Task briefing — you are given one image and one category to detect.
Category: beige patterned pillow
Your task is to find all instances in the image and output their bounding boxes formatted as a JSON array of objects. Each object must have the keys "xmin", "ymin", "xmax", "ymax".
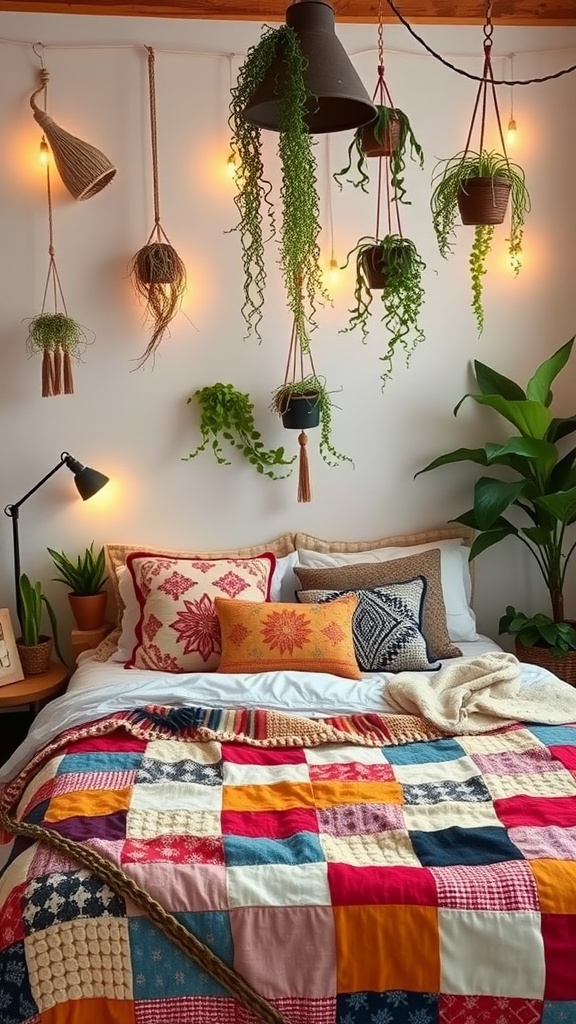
[
  {"xmin": 125, "ymin": 552, "xmax": 276, "ymax": 672},
  {"xmin": 294, "ymin": 548, "xmax": 461, "ymax": 661}
]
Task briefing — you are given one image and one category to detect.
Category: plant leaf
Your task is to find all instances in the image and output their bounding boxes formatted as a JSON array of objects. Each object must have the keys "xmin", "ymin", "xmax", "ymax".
[
  {"xmin": 473, "ymin": 360, "xmax": 526, "ymax": 400},
  {"xmin": 471, "ymin": 396, "xmax": 552, "ymax": 439},
  {"xmin": 525, "ymin": 338, "xmax": 574, "ymax": 404},
  {"xmin": 473, "ymin": 476, "xmax": 526, "ymax": 529},
  {"xmin": 415, "ymin": 448, "xmax": 488, "ymax": 477}
]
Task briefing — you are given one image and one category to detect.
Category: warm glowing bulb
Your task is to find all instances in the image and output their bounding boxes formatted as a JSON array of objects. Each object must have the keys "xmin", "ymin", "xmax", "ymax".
[
  {"xmin": 226, "ymin": 154, "xmax": 238, "ymax": 180},
  {"xmin": 39, "ymin": 138, "xmax": 49, "ymax": 166},
  {"xmin": 327, "ymin": 257, "xmax": 341, "ymax": 288},
  {"xmin": 506, "ymin": 118, "xmax": 517, "ymax": 146}
]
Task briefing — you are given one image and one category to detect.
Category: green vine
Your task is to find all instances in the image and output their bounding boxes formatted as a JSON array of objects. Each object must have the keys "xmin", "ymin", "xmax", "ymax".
[
  {"xmin": 229, "ymin": 25, "xmax": 328, "ymax": 345},
  {"xmin": 469, "ymin": 224, "xmax": 493, "ymax": 336},
  {"xmin": 340, "ymin": 235, "xmax": 426, "ymax": 388},
  {"xmin": 184, "ymin": 382, "xmax": 295, "ymax": 479},
  {"xmin": 26, "ymin": 313, "xmax": 90, "ymax": 358},
  {"xmin": 334, "ymin": 106, "xmax": 424, "ymax": 204},
  {"xmin": 270, "ymin": 375, "xmax": 353, "ymax": 469}
]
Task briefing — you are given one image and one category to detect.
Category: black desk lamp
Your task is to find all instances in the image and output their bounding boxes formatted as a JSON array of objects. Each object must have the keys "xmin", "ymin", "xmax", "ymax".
[{"xmin": 4, "ymin": 452, "xmax": 109, "ymax": 628}]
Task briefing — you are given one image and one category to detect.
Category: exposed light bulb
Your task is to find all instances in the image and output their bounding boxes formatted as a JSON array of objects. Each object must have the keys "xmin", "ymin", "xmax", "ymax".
[
  {"xmin": 506, "ymin": 117, "xmax": 517, "ymax": 146},
  {"xmin": 39, "ymin": 138, "xmax": 49, "ymax": 166},
  {"xmin": 327, "ymin": 257, "xmax": 341, "ymax": 289},
  {"xmin": 226, "ymin": 153, "xmax": 238, "ymax": 179}
]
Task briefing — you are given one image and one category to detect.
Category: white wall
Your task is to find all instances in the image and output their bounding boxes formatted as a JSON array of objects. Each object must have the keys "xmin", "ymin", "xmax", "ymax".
[{"xmin": 0, "ymin": 11, "xmax": 575, "ymax": 649}]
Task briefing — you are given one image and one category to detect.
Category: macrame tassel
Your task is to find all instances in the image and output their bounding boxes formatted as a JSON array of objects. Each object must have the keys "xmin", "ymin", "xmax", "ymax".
[
  {"xmin": 297, "ymin": 431, "xmax": 312, "ymax": 503},
  {"xmin": 53, "ymin": 344, "xmax": 62, "ymax": 395},
  {"xmin": 41, "ymin": 348, "xmax": 54, "ymax": 397},
  {"xmin": 63, "ymin": 350, "xmax": 74, "ymax": 394}
]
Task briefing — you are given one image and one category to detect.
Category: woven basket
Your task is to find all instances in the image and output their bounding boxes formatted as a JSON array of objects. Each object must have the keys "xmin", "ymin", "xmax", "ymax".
[
  {"xmin": 361, "ymin": 116, "xmax": 401, "ymax": 158},
  {"xmin": 16, "ymin": 636, "xmax": 52, "ymax": 676},
  {"xmin": 32, "ymin": 108, "xmax": 116, "ymax": 202},
  {"xmin": 361, "ymin": 244, "xmax": 411, "ymax": 290},
  {"xmin": 515, "ymin": 638, "xmax": 576, "ymax": 687},
  {"xmin": 457, "ymin": 176, "xmax": 511, "ymax": 226}
]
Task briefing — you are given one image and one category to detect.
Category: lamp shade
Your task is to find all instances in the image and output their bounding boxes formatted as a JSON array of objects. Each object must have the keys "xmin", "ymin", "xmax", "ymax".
[
  {"xmin": 63, "ymin": 455, "xmax": 109, "ymax": 501},
  {"xmin": 243, "ymin": 1, "xmax": 376, "ymax": 135}
]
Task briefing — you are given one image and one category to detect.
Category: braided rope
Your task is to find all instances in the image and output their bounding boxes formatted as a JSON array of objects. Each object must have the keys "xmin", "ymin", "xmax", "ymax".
[
  {"xmin": 145, "ymin": 46, "xmax": 162, "ymax": 239},
  {"xmin": 0, "ymin": 808, "xmax": 290, "ymax": 1024}
]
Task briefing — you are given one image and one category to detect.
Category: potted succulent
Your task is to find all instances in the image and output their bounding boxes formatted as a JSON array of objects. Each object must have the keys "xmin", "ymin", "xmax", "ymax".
[
  {"xmin": 26, "ymin": 311, "xmax": 90, "ymax": 396},
  {"xmin": 430, "ymin": 149, "xmax": 531, "ymax": 335},
  {"xmin": 229, "ymin": 23, "xmax": 328, "ymax": 345},
  {"xmin": 334, "ymin": 105, "xmax": 424, "ymax": 203},
  {"xmin": 48, "ymin": 542, "xmax": 108, "ymax": 631},
  {"xmin": 415, "ymin": 338, "xmax": 576, "ymax": 680},
  {"xmin": 341, "ymin": 234, "xmax": 426, "ymax": 387},
  {"xmin": 184, "ymin": 382, "xmax": 295, "ymax": 479},
  {"xmin": 17, "ymin": 573, "xmax": 64, "ymax": 675},
  {"xmin": 271, "ymin": 375, "xmax": 352, "ymax": 468}
]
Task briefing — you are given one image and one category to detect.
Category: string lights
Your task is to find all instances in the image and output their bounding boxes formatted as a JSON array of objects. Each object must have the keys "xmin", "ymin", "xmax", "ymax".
[{"xmin": 506, "ymin": 54, "xmax": 517, "ymax": 145}]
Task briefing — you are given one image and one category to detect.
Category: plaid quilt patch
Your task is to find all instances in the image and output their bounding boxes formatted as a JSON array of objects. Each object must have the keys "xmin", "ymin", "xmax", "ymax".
[{"xmin": 1, "ymin": 708, "xmax": 576, "ymax": 1023}]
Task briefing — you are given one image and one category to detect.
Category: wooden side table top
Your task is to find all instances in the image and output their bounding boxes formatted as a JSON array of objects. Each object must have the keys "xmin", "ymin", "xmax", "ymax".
[{"xmin": 0, "ymin": 661, "xmax": 68, "ymax": 709}]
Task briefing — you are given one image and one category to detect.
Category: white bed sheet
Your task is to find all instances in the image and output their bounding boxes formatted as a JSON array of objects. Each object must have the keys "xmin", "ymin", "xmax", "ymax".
[{"xmin": 0, "ymin": 636, "xmax": 557, "ymax": 783}]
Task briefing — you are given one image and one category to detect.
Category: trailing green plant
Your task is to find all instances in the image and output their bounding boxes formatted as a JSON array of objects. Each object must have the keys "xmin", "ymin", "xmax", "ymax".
[
  {"xmin": 18, "ymin": 572, "xmax": 64, "ymax": 662},
  {"xmin": 26, "ymin": 313, "xmax": 87, "ymax": 357},
  {"xmin": 334, "ymin": 106, "xmax": 424, "ymax": 203},
  {"xmin": 184, "ymin": 382, "xmax": 295, "ymax": 479},
  {"xmin": 229, "ymin": 24, "xmax": 328, "ymax": 344},
  {"xmin": 341, "ymin": 234, "xmax": 426, "ymax": 386},
  {"xmin": 47, "ymin": 542, "xmax": 108, "ymax": 596},
  {"xmin": 416, "ymin": 337, "xmax": 576, "ymax": 656},
  {"xmin": 430, "ymin": 149, "xmax": 530, "ymax": 334},
  {"xmin": 129, "ymin": 241, "xmax": 187, "ymax": 368},
  {"xmin": 270, "ymin": 375, "xmax": 353, "ymax": 469}
]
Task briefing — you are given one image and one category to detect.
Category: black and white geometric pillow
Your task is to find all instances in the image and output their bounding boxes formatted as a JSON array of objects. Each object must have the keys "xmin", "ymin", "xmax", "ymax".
[{"xmin": 297, "ymin": 577, "xmax": 439, "ymax": 672}]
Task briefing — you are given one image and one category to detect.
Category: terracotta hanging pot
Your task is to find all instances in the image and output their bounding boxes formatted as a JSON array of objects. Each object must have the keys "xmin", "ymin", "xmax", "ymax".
[
  {"xmin": 279, "ymin": 391, "xmax": 321, "ymax": 430},
  {"xmin": 16, "ymin": 636, "xmax": 52, "ymax": 676},
  {"xmin": 360, "ymin": 114, "xmax": 401, "ymax": 157},
  {"xmin": 69, "ymin": 592, "xmax": 108, "ymax": 631},
  {"xmin": 457, "ymin": 176, "xmax": 511, "ymax": 226},
  {"xmin": 361, "ymin": 243, "xmax": 411, "ymax": 290}
]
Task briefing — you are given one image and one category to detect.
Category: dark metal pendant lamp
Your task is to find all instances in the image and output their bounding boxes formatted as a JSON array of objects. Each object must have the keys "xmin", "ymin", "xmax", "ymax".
[{"xmin": 243, "ymin": 0, "xmax": 376, "ymax": 134}]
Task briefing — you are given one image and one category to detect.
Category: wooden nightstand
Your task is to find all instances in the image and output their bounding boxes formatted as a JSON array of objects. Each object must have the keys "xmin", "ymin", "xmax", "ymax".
[{"xmin": 0, "ymin": 661, "xmax": 68, "ymax": 718}]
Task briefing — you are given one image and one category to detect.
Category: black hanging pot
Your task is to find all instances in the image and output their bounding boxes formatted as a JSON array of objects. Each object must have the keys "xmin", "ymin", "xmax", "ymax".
[{"xmin": 279, "ymin": 390, "xmax": 321, "ymax": 429}]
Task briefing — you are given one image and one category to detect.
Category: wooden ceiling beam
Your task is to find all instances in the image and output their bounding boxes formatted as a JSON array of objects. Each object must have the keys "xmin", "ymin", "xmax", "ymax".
[{"xmin": 1, "ymin": 0, "xmax": 575, "ymax": 24}]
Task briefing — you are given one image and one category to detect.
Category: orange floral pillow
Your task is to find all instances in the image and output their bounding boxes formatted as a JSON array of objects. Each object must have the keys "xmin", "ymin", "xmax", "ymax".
[
  {"xmin": 215, "ymin": 595, "xmax": 361, "ymax": 679},
  {"xmin": 126, "ymin": 552, "xmax": 276, "ymax": 672}
]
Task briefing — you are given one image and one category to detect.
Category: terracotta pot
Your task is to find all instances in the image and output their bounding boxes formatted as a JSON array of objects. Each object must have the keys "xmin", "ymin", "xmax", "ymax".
[
  {"xmin": 69, "ymin": 592, "xmax": 108, "ymax": 631},
  {"xmin": 279, "ymin": 392, "xmax": 321, "ymax": 430},
  {"xmin": 16, "ymin": 636, "xmax": 52, "ymax": 676},
  {"xmin": 361, "ymin": 244, "xmax": 411, "ymax": 290},
  {"xmin": 360, "ymin": 115, "xmax": 401, "ymax": 157},
  {"xmin": 457, "ymin": 176, "xmax": 511, "ymax": 226}
]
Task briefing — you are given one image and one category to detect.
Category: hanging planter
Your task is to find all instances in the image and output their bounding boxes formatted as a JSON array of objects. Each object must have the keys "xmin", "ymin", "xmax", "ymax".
[
  {"xmin": 361, "ymin": 108, "xmax": 402, "ymax": 157},
  {"xmin": 429, "ymin": 16, "xmax": 531, "ymax": 336},
  {"xmin": 335, "ymin": 105, "xmax": 423, "ymax": 202},
  {"xmin": 183, "ymin": 382, "xmax": 295, "ymax": 479},
  {"xmin": 277, "ymin": 390, "xmax": 321, "ymax": 430},
  {"xmin": 130, "ymin": 48, "xmax": 187, "ymax": 368}
]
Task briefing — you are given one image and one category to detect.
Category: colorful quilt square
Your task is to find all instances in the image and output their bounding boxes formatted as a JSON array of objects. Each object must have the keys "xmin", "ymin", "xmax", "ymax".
[
  {"xmin": 403, "ymin": 777, "xmax": 492, "ymax": 806},
  {"xmin": 318, "ymin": 801, "xmax": 404, "ymax": 836},
  {"xmin": 542, "ymin": 1000, "xmax": 576, "ymax": 1023},
  {"xmin": 527, "ymin": 725, "xmax": 576, "ymax": 747},
  {"xmin": 320, "ymin": 829, "xmax": 421, "ymax": 867},
  {"xmin": 308, "ymin": 762, "xmax": 395, "ymax": 782},
  {"xmin": 223, "ymin": 761, "xmax": 310, "ymax": 786},
  {"xmin": 311, "ymin": 780, "xmax": 403, "ymax": 809},
  {"xmin": 531, "ymin": 859, "xmax": 576, "ymax": 913},
  {"xmin": 392, "ymin": 754, "xmax": 480, "ymax": 785},
  {"xmin": 55, "ymin": 752, "xmax": 143, "ymax": 775},
  {"xmin": 484, "ymin": 770, "xmax": 576, "ymax": 801},
  {"xmin": 229, "ymin": 905, "xmax": 336, "ymax": 998},
  {"xmin": 304, "ymin": 745, "xmax": 387, "ymax": 766},
  {"xmin": 439, "ymin": 908, "xmax": 544, "ymax": 997},
  {"xmin": 410, "ymin": 826, "xmax": 524, "ymax": 867},
  {"xmin": 221, "ymin": 807, "xmax": 319, "ymax": 839},
  {"xmin": 328, "ymin": 863, "xmax": 437, "ymax": 907},
  {"xmin": 122, "ymin": 831, "xmax": 222, "ymax": 864},
  {"xmin": 334, "ymin": 903, "xmax": 440, "ymax": 993},
  {"xmin": 23, "ymin": 871, "xmax": 124, "ymax": 934},
  {"xmin": 471, "ymin": 748, "xmax": 566, "ymax": 776},
  {"xmin": 338, "ymin": 990, "xmax": 439, "ymax": 1024},
  {"xmin": 145, "ymin": 738, "xmax": 222, "ymax": 764},
  {"xmin": 68, "ymin": 734, "xmax": 146, "ymax": 754},
  {"xmin": 458, "ymin": 729, "xmax": 543, "ymax": 756},
  {"xmin": 136, "ymin": 756, "xmax": 222, "ymax": 786},
  {"xmin": 509, "ymin": 825, "xmax": 576, "ymax": 861},
  {"xmin": 0, "ymin": 882, "xmax": 25, "ymax": 952},
  {"xmin": 439, "ymin": 995, "xmax": 542, "ymax": 1023},
  {"xmin": 222, "ymin": 781, "xmax": 315, "ymax": 813},
  {"xmin": 41, "ymin": 997, "xmax": 136, "ymax": 1023},
  {"xmin": 44, "ymin": 787, "xmax": 131, "ymax": 823},
  {"xmin": 44, "ymin": 808, "xmax": 127, "ymax": 842},
  {"xmin": 134, "ymin": 995, "xmax": 336, "ymax": 1024},
  {"xmin": 227, "ymin": 861, "xmax": 330, "ymax": 908},
  {"xmin": 495, "ymin": 795, "xmax": 576, "ymax": 829},
  {"xmin": 223, "ymin": 830, "xmax": 324, "ymax": 867},
  {"xmin": 384, "ymin": 738, "xmax": 466, "ymax": 765},
  {"xmin": 130, "ymin": 781, "xmax": 222, "ymax": 813},
  {"xmin": 541, "ymin": 913, "xmax": 576, "ymax": 999},
  {"xmin": 0, "ymin": 939, "xmax": 38, "ymax": 1022},
  {"xmin": 126, "ymin": 808, "xmax": 220, "ymax": 840},
  {"xmin": 403, "ymin": 801, "xmax": 501, "ymax": 834},
  {"xmin": 130, "ymin": 910, "xmax": 231, "ymax": 999},
  {"xmin": 549, "ymin": 745, "xmax": 576, "ymax": 773},
  {"xmin": 125, "ymin": 862, "xmax": 227, "ymax": 912},
  {"xmin": 431, "ymin": 860, "xmax": 538, "ymax": 911},
  {"xmin": 222, "ymin": 743, "xmax": 307, "ymax": 765}
]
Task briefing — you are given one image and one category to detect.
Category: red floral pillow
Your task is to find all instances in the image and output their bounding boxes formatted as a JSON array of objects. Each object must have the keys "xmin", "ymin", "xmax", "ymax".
[{"xmin": 125, "ymin": 552, "xmax": 276, "ymax": 672}]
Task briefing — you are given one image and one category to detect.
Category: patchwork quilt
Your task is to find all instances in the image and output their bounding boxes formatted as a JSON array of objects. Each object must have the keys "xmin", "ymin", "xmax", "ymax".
[{"xmin": 1, "ymin": 704, "xmax": 576, "ymax": 1024}]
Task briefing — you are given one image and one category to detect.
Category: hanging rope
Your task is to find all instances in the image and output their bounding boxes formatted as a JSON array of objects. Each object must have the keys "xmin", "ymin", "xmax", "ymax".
[
  {"xmin": 280, "ymin": 279, "xmax": 320, "ymax": 503},
  {"xmin": 461, "ymin": 1, "xmax": 509, "ymax": 162},
  {"xmin": 373, "ymin": 1, "xmax": 403, "ymax": 245}
]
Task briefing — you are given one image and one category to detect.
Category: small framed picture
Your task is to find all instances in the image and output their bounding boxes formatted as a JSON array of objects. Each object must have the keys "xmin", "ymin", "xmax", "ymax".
[{"xmin": 0, "ymin": 608, "xmax": 24, "ymax": 687}]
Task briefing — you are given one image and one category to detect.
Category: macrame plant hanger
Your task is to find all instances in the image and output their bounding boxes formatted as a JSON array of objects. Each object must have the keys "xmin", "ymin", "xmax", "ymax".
[
  {"xmin": 130, "ymin": 46, "xmax": 186, "ymax": 369},
  {"xmin": 31, "ymin": 66, "xmax": 75, "ymax": 397},
  {"xmin": 281, "ymin": 309, "xmax": 320, "ymax": 504}
]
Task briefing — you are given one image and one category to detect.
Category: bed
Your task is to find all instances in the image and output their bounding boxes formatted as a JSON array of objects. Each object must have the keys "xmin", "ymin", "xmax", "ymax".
[{"xmin": 1, "ymin": 527, "xmax": 576, "ymax": 1024}]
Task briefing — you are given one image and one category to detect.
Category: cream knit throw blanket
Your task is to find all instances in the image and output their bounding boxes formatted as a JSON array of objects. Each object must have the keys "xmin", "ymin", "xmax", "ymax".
[{"xmin": 385, "ymin": 652, "xmax": 576, "ymax": 734}]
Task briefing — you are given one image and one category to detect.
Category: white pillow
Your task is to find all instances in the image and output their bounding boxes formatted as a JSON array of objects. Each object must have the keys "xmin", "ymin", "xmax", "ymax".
[
  {"xmin": 112, "ymin": 550, "xmax": 301, "ymax": 663},
  {"xmin": 296, "ymin": 539, "xmax": 478, "ymax": 643}
]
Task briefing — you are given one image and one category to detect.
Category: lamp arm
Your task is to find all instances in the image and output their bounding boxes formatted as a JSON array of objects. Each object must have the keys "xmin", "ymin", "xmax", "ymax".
[{"xmin": 4, "ymin": 456, "xmax": 67, "ymax": 516}]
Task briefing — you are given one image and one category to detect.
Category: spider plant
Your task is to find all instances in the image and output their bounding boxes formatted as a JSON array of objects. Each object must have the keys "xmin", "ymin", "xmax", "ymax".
[{"xmin": 334, "ymin": 106, "xmax": 423, "ymax": 203}]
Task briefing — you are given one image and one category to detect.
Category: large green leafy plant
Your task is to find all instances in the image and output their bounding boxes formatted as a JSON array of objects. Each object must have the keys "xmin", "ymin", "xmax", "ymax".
[
  {"xmin": 416, "ymin": 339, "xmax": 576, "ymax": 655},
  {"xmin": 229, "ymin": 25, "xmax": 328, "ymax": 346},
  {"xmin": 430, "ymin": 150, "xmax": 530, "ymax": 335}
]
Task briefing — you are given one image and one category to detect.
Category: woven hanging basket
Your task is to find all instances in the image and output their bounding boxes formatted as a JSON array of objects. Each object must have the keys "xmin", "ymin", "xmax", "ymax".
[
  {"xmin": 457, "ymin": 176, "xmax": 511, "ymax": 226},
  {"xmin": 361, "ymin": 115, "xmax": 401, "ymax": 158},
  {"xmin": 361, "ymin": 244, "xmax": 411, "ymax": 290},
  {"xmin": 16, "ymin": 636, "xmax": 53, "ymax": 676},
  {"xmin": 516, "ymin": 636, "xmax": 576, "ymax": 687},
  {"xmin": 32, "ymin": 107, "xmax": 116, "ymax": 202}
]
